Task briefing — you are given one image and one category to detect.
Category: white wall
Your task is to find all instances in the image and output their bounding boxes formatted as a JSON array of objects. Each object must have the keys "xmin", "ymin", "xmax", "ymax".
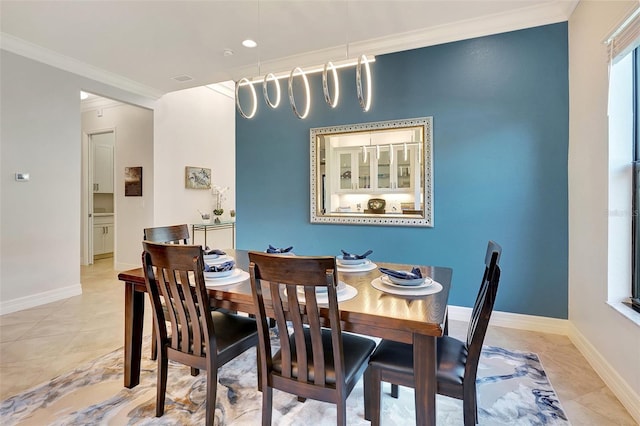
[
  {"xmin": 153, "ymin": 86, "xmax": 236, "ymax": 249},
  {"xmin": 0, "ymin": 51, "xmax": 156, "ymax": 314},
  {"xmin": 0, "ymin": 50, "xmax": 236, "ymax": 313},
  {"xmin": 568, "ymin": 0, "xmax": 640, "ymax": 420},
  {"xmin": 81, "ymin": 101, "xmax": 154, "ymax": 270}
]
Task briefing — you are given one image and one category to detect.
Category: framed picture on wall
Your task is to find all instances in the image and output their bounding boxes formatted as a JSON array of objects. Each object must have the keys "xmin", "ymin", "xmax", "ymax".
[
  {"xmin": 124, "ymin": 166, "xmax": 142, "ymax": 196},
  {"xmin": 185, "ymin": 166, "xmax": 211, "ymax": 189}
]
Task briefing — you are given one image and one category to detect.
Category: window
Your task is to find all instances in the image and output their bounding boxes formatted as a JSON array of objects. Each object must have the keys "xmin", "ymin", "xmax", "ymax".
[{"xmin": 633, "ymin": 47, "xmax": 640, "ymax": 313}]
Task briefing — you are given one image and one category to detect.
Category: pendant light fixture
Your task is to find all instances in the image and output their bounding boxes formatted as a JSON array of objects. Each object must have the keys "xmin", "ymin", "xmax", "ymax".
[
  {"xmin": 263, "ymin": 73, "xmax": 281, "ymax": 108},
  {"xmin": 288, "ymin": 67, "xmax": 311, "ymax": 119},
  {"xmin": 322, "ymin": 61, "xmax": 339, "ymax": 108},
  {"xmin": 235, "ymin": 0, "xmax": 374, "ymax": 119}
]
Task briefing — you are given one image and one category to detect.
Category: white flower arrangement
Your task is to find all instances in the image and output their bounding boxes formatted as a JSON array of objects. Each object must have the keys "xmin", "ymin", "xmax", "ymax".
[{"xmin": 212, "ymin": 185, "xmax": 229, "ymax": 215}]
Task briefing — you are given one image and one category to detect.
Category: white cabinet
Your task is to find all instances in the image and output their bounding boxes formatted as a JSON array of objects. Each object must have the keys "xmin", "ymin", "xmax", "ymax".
[
  {"xmin": 336, "ymin": 148, "xmax": 371, "ymax": 191},
  {"xmin": 93, "ymin": 141, "xmax": 114, "ymax": 193},
  {"xmin": 93, "ymin": 215, "xmax": 114, "ymax": 255},
  {"xmin": 334, "ymin": 145, "xmax": 417, "ymax": 193}
]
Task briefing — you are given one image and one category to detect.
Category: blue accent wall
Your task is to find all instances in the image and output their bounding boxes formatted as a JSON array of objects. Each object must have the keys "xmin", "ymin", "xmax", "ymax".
[{"xmin": 236, "ymin": 23, "xmax": 569, "ymax": 319}]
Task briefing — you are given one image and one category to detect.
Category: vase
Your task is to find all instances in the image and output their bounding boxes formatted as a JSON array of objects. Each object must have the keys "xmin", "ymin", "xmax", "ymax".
[{"xmin": 213, "ymin": 208, "xmax": 223, "ymax": 223}]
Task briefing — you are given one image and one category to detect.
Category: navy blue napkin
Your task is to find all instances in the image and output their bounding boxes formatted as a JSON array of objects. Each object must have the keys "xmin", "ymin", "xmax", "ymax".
[
  {"xmin": 203, "ymin": 247, "xmax": 226, "ymax": 256},
  {"xmin": 379, "ymin": 267, "xmax": 422, "ymax": 280},
  {"xmin": 267, "ymin": 245, "xmax": 293, "ymax": 254},
  {"xmin": 204, "ymin": 260, "xmax": 235, "ymax": 272},
  {"xmin": 340, "ymin": 249, "xmax": 373, "ymax": 260}
]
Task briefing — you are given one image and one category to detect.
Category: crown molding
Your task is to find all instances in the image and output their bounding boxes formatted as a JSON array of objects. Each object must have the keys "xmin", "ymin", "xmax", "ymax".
[
  {"xmin": 230, "ymin": 0, "xmax": 578, "ymax": 81},
  {"xmin": 206, "ymin": 81, "xmax": 235, "ymax": 99},
  {"xmin": 0, "ymin": 32, "xmax": 163, "ymax": 99},
  {"xmin": 80, "ymin": 95, "xmax": 125, "ymax": 113},
  {"xmin": 1, "ymin": 0, "xmax": 578, "ymax": 95},
  {"xmin": 350, "ymin": 0, "xmax": 578, "ymax": 58}
]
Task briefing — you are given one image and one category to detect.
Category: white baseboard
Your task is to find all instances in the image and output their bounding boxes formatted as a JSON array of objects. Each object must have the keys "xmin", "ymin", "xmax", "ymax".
[
  {"xmin": 448, "ymin": 305, "xmax": 570, "ymax": 335},
  {"xmin": 567, "ymin": 323, "xmax": 640, "ymax": 424},
  {"xmin": 0, "ymin": 284, "xmax": 82, "ymax": 316}
]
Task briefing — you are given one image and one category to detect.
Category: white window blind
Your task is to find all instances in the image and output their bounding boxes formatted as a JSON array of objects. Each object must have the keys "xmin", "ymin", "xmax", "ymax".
[{"xmin": 607, "ymin": 6, "xmax": 640, "ymax": 63}]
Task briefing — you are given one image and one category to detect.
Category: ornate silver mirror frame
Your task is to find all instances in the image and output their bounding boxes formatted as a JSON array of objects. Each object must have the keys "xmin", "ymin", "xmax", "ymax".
[{"xmin": 310, "ymin": 117, "xmax": 433, "ymax": 227}]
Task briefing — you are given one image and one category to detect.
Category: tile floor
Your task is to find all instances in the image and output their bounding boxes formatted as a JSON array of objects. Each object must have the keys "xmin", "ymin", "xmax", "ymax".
[{"xmin": 0, "ymin": 258, "xmax": 637, "ymax": 425}]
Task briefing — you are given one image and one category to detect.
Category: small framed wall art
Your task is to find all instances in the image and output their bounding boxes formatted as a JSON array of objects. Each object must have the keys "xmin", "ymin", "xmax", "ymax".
[
  {"xmin": 185, "ymin": 166, "xmax": 211, "ymax": 189},
  {"xmin": 124, "ymin": 166, "xmax": 143, "ymax": 196}
]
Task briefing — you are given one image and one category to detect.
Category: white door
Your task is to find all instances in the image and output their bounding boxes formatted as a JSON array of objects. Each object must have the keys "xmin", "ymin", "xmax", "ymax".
[{"xmin": 86, "ymin": 130, "xmax": 115, "ymax": 264}]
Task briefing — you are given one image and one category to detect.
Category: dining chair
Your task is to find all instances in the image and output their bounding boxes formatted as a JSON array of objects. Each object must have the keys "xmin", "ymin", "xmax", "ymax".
[
  {"xmin": 143, "ymin": 223, "xmax": 190, "ymax": 244},
  {"xmin": 248, "ymin": 251, "xmax": 377, "ymax": 426},
  {"xmin": 363, "ymin": 240, "xmax": 502, "ymax": 426},
  {"xmin": 143, "ymin": 224, "xmax": 190, "ymax": 361},
  {"xmin": 142, "ymin": 242, "xmax": 259, "ymax": 426}
]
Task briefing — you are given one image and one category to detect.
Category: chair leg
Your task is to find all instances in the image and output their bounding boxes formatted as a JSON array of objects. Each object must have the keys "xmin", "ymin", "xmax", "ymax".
[
  {"xmin": 256, "ymin": 348, "xmax": 263, "ymax": 392},
  {"xmin": 391, "ymin": 383, "xmax": 399, "ymax": 398},
  {"xmin": 156, "ymin": 348, "xmax": 168, "ymax": 417},
  {"xmin": 363, "ymin": 366, "xmax": 381, "ymax": 425},
  {"xmin": 463, "ymin": 384, "xmax": 478, "ymax": 426},
  {"xmin": 337, "ymin": 397, "xmax": 347, "ymax": 426},
  {"xmin": 150, "ymin": 318, "xmax": 157, "ymax": 360},
  {"xmin": 205, "ymin": 361, "xmax": 218, "ymax": 426},
  {"xmin": 261, "ymin": 385, "xmax": 273, "ymax": 426}
]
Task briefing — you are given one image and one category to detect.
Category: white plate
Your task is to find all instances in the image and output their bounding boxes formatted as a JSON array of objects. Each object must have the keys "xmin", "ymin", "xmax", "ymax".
[
  {"xmin": 336, "ymin": 256, "xmax": 368, "ymax": 265},
  {"xmin": 204, "ymin": 255, "xmax": 234, "ymax": 265},
  {"xmin": 297, "ymin": 281, "xmax": 347, "ymax": 295},
  {"xmin": 204, "ymin": 269, "xmax": 249, "ymax": 287},
  {"xmin": 288, "ymin": 283, "xmax": 357, "ymax": 304},
  {"xmin": 371, "ymin": 277, "xmax": 443, "ymax": 296},
  {"xmin": 381, "ymin": 275, "xmax": 432, "ymax": 289},
  {"xmin": 204, "ymin": 268, "xmax": 234, "ymax": 279},
  {"xmin": 337, "ymin": 260, "xmax": 377, "ymax": 273}
]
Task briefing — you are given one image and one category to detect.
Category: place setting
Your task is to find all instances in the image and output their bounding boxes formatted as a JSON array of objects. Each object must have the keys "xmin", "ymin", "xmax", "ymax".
[
  {"xmin": 288, "ymin": 280, "xmax": 358, "ymax": 305},
  {"xmin": 202, "ymin": 248, "xmax": 249, "ymax": 287},
  {"xmin": 371, "ymin": 266, "xmax": 443, "ymax": 296},
  {"xmin": 336, "ymin": 249, "xmax": 377, "ymax": 272}
]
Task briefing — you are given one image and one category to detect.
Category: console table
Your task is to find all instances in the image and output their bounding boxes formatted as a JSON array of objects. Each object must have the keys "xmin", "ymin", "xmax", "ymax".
[{"xmin": 191, "ymin": 221, "xmax": 235, "ymax": 248}]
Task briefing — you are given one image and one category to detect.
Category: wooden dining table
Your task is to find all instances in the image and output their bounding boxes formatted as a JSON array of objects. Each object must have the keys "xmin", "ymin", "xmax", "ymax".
[{"xmin": 117, "ymin": 249, "xmax": 452, "ymax": 426}]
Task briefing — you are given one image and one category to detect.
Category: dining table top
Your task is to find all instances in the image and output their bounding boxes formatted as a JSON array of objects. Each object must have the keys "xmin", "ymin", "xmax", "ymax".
[{"xmin": 118, "ymin": 249, "xmax": 453, "ymax": 344}]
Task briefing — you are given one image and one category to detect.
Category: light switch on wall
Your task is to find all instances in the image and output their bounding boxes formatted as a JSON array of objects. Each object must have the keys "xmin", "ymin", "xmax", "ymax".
[{"xmin": 15, "ymin": 172, "xmax": 29, "ymax": 182}]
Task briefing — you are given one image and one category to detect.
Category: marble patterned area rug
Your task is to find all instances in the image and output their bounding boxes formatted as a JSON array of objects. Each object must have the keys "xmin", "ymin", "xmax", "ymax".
[{"xmin": 1, "ymin": 338, "xmax": 570, "ymax": 425}]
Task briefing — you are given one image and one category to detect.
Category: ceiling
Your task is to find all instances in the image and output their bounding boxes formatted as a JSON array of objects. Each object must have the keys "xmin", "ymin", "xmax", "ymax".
[{"xmin": 0, "ymin": 0, "xmax": 578, "ymax": 99}]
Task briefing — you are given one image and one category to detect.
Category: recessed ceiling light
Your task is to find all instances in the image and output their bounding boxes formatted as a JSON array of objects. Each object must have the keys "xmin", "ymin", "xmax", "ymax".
[
  {"xmin": 223, "ymin": 48, "xmax": 234, "ymax": 57},
  {"xmin": 242, "ymin": 39, "xmax": 257, "ymax": 48}
]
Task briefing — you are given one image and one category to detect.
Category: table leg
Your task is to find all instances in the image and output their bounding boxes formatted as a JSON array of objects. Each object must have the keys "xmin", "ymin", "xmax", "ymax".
[
  {"xmin": 413, "ymin": 334, "xmax": 437, "ymax": 426},
  {"xmin": 124, "ymin": 281, "xmax": 145, "ymax": 388}
]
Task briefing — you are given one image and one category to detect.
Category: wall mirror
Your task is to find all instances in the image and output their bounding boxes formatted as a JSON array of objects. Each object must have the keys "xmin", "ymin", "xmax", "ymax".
[{"xmin": 310, "ymin": 117, "xmax": 433, "ymax": 227}]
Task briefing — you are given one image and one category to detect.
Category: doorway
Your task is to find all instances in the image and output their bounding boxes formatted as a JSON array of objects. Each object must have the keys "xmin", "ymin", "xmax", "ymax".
[
  {"xmin": 80, "ymin": 92, "xmax": 154, "ymax": 269},
  {"xmin": 87, "ymin": 130, "xmax": 115, "ymax": 264}
]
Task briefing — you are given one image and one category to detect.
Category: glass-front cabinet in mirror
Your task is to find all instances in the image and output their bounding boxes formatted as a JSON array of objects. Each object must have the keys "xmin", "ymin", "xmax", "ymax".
[{"xmin": 311, "ymin": 117, "xmax": 433, "ymax": 227}]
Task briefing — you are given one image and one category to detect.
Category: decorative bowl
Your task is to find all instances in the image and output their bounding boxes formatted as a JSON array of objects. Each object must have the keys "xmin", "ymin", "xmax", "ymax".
[
  {"xmin": 367, "ymin": 198, "xmax": 386, "ymax": 213},
  {"xmin": 337, "ymin": 256, "xmax": 367, "ymax": 265},
  {"xmin": 385, "ymin": 275, "xmax": 427, "ymax": 287}
]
